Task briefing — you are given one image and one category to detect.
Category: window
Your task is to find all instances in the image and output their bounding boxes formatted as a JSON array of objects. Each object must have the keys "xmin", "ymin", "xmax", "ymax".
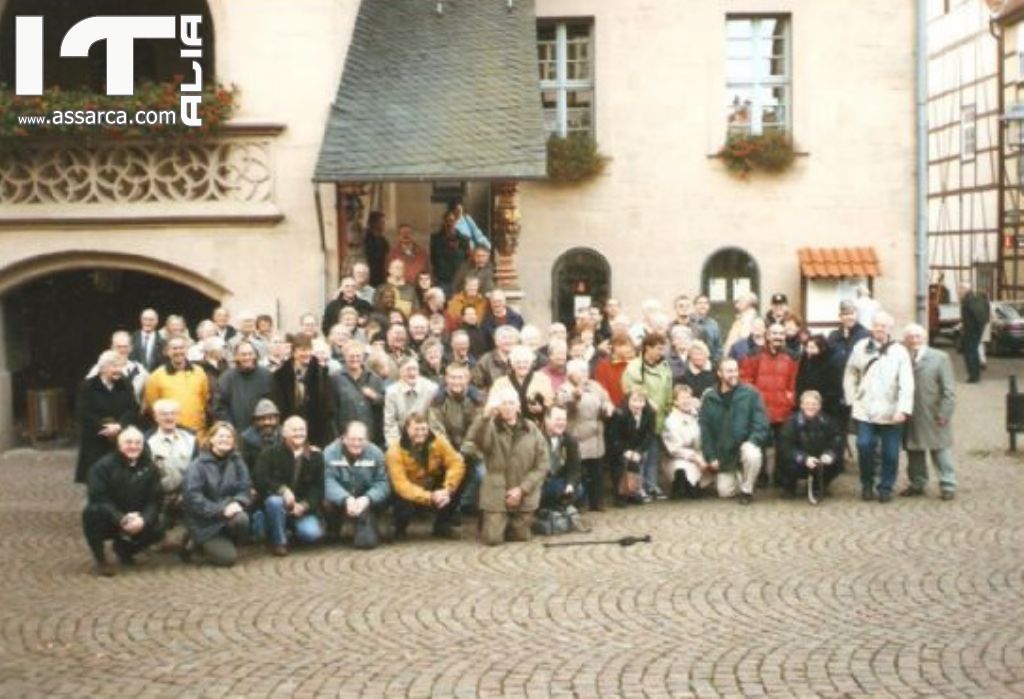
[
  {"xmin": 961, "ymin": 105, "xmax": 977, "ymax": 162},
  {"xmin": 725, "ymin": 15, "xmax": 790, "ymax": 137},
  {"xmin": 537, "ymin": 20, "xmax": 594, "ymax": 138}
]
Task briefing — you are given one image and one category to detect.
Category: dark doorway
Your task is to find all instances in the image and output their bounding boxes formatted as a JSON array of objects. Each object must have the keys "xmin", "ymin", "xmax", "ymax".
[
  {"xmin": 701, "ymin": 247, "xmax": 760, "ymax": 335},
  {"xmin": 3, "ymin": 269, "xmax": 217, "ymax": 429},
  {"xmin": 551, "ymin": 248, "xmax": 611, "ymax": 327}
]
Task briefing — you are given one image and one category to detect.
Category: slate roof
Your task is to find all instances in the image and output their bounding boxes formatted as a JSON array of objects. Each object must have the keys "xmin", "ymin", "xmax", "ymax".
[
  {"xmin": 798, "ymin": 247, "xmax": 881, "ymax": 279},
  {"xmin": 314, "ymin": 0, "xmax": 548, "ymax": 182}
]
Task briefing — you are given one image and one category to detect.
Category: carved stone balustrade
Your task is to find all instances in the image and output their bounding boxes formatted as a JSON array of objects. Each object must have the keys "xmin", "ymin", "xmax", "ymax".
[{"xmin": 0, "ymin": 121, "xmax": 285, "ymax": 226}]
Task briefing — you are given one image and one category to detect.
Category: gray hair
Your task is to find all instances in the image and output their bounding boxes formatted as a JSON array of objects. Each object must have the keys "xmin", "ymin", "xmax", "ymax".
[{"xmin": 96, "ymin": 350, "xmax": 125, "ymax": 371}]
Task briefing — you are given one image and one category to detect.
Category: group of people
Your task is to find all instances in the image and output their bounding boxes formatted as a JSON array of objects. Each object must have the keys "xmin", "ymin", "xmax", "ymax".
[{"xmin": 76, "ymin": 214, "xmax": 965, "ymax": 576}]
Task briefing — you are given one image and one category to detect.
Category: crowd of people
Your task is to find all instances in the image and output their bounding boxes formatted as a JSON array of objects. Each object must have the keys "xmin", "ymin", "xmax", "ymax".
[{"xmin": 76, "ymin": 209, "xmax": 969, "ymax": 576}]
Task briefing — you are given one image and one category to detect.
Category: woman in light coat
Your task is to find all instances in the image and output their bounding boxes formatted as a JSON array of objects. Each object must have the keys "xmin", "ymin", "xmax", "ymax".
[
  {"xmin": 662, "ymin": 384, "xmax": 713, "ymax": 498},
  {"xmin": 558, "ymin": 359, "xmax": 614, "ymax": 511}
]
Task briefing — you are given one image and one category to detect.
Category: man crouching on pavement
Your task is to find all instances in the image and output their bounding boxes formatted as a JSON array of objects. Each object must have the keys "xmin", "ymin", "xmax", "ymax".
[
  {"xmin": 467, "ymin": 386, "xmax": 548, "ymax": 545},
  {"xmin": 386, "ymin": 412, "xmax": 466, "ymax": 540},
  {"xmin": 83, "ymin": 426, "xmax": 164, "ymax": 576}
]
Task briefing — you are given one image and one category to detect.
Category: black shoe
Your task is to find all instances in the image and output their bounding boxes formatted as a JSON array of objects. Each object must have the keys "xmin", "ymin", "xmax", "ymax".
[
  {"xmin": 941, "ymin": 490, "xmax": 956, "ymax": 501},
  {"xmin": 112, "ymin": 539, "xmax": 135, "ymax": 566},
  {"xmin": 900, "ymin": 486, "xmax": 924, "ymax": 497},
  {"xmin": 878, "ymin": 492, "xmax": 892, "ymax": 504},
  {"xmin": 861, "ymin": 487, "xmax": 875, "ymax": 502},
  {"xmin": 432, "ymin": 524, "xmax": 460, "ymax": 540},
  {"xmin": 738, "ymin": 493, "xmax": 753, "ymax": 505}
]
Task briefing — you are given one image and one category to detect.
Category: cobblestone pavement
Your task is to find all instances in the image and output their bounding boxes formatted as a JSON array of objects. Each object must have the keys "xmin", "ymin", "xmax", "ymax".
[{"xmin": 0, "ymin": 352, "xmax": 1022, "ymax": 698}]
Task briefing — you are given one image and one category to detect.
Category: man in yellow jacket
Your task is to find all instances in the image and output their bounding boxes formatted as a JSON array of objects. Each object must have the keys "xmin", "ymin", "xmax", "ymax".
[
  {"xmin": 143, "ymin": 336, "xmax": 210, "ymax": 434},
  {"xmin": 386, "ymin": 412, "xmax": 466, "ymax": 539}
]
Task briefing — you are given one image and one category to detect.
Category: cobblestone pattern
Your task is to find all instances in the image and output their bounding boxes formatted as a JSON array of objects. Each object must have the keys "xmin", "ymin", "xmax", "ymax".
[{"xmin": 0, "ymin": 357, "xmax": 1022, "ymax": 698}]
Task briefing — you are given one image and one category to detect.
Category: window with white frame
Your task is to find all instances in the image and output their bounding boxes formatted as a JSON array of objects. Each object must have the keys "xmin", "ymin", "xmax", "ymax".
[
  {"xmin": 537, "ymin": 20, "xmax": 594, "ymax": 138},
  {"xmin": 725, "ymin": 15, "xmax": 790, "ymax": 137}
]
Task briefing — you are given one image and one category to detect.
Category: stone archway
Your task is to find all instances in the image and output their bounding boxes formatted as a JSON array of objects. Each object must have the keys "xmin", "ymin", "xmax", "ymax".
[
  {"xmin": 551, "ymin": 247, "xmax": 611, "ymax": 326},
  {"xmin": 701, "ymin": 247, "xmax": 761, "ymax": 334},
  {"xmin": 0, "ymin": 252, "xmax": 227, "ymax": 450}
]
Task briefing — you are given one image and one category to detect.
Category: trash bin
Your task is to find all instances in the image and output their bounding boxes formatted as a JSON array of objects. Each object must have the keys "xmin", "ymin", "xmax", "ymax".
[{"xmin": 26, "ymin": 388, "xmax": 64, "ymax": 443}]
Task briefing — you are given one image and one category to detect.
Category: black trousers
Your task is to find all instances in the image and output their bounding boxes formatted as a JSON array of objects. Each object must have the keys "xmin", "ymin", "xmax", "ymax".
[
  {"xmin": 392, "ymin": 486, "xmax": 463, "ymax": 533},
  {"xmin": 82, "ymin": 504, "xmax": 164, "ymax": 563},
  {"xmin": 581, "ymin": 457, "xmax": 605, "ymax": 509}
]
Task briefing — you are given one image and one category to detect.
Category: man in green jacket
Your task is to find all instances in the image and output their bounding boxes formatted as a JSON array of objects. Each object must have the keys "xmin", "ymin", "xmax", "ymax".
[{"xmin": 699, "ymin": 358, "xmax": 770, "ymax": 504}]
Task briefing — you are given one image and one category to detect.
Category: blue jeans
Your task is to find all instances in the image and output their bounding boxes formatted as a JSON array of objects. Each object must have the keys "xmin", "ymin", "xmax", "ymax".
[
  {"xmin": 642, "ymin": 441, "xmax": 661, "ymax": 494},
  {"xmin": 252, "ymin": 495, "xmax": 324, "ymax": 546},
  {"xmin": 856, "ymin": 421, "xmax": 902, "ymax": 496},
  {"xmin": 540, "ymin": 476, "xmax": 585, "ymax": 509}
]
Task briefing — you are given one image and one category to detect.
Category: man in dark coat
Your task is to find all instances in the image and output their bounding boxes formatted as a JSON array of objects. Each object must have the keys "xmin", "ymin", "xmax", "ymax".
[
  {"xmin": 182, "ymin": 422, "xmax": 252, "ymax": 567},
  {"xmin": 331, "ymin": 340, "xmax": 385, "ymax": 447},
  {"xmin": 777, "ymin": 390, "xmax": 844, "ymax": 498},
  {"xmin": 364, "ymin": 210, "xmax": 390, "ymax": 287},
  {"xmin": 540, "ymin": 405, "xmax": 583, "ymax": 508},
  {"xmin": 75, "ymin": 351, "xmax": 139, "ymax": 484},
  {"xmin": 82, "ymin": 427, "xmax": 164, "ymax": 576},
  {"xmin": 430, "ymin": 210, "xmax": 470, "ymax": 295},
  {"xmin": 271, "ymin": 334, "xmax": 336, "ymax": 447},
  {"xmin": 958, "ymin": 281, "xmax": 990, "ymax": 383},
  {"xmin": 130, "ymin": 308, "xmax": 165, "ymax": 372},
  {"xmin": 699, "ymin": 358, "xmax": 770, "ymax": 504},
  {"xmin": 826, "ymin": 300, "xmax": 870, "ymax": 431},
  {"xmin": 214, "ymin": 340, "xmax": 272, "ymax": 431},
  {"xmin": 321, "ymin": 276, "xmax": 374, "ymax": 334},
  {"xmin": 252, "ymin": 416, "xmax": 325, "ymax": 555}
]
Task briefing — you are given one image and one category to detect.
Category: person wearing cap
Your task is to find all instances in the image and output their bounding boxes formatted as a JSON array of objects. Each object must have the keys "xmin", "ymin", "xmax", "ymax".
[
  {"xmin": 827, "ymin": 300, "xmax": 870, "ymax": 433},
  {"xmin": 843, "ymin": 310, "xmax": 915, "ymax": 503},
  {"xmin": 271, "ymin": 333, "xmax": 336, "ymax": 448},
  {"xmin": 214, "ymin": 340, "xmax": 273, "ymax": 432},
  {"xmin": 82, "ymin": 426, "xmax": 165, "ymax": 576},
  {"xmin": 383, "ymin": 356, "xmax": 439, "ymax": 447},
  {"xmin": 766, "ymin": 293, "xmax": 790, "ymax": 327},
  {"xmin": 240, "ymin": 398, "xmax": 283, "ymax": 470}
]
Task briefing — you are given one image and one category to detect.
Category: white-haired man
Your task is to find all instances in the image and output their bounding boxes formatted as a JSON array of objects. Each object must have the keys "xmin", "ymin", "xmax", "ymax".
[
  {"xmin": 383, "ymin": 356, "xmax": 438, "ymax": 447},
  {"xmin": 467, "ymin": 386, "xmax": 549, "ymax": 545},
  {"xmin": 844, "ymin": 311, "xmax": 914, "ymax": 503},
  {"xmin": 147, "ymin": 399, "xmax": 197, "ymax": 544},
  {"xmin": 902, "ymin": 323, "xmax": 957, "ymax": 500}
]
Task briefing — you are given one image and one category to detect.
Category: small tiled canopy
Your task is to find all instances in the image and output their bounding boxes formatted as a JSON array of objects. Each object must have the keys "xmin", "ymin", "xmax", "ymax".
[{"xmin": 798, "ymin": 247, "xmax": 881, "ymax": 278}]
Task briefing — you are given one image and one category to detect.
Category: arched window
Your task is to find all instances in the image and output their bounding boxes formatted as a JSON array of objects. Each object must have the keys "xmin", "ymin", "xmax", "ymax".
[
  {"xmin": 551, "ymin": 247, "xmax": 611, "ymax": 326},
  {"xmin": 701, "ymin": 247, "xmax": 760, "ymax": 333},
  {"xmin": 0, "ymin": 0, "xmax": 215, "ymax": 91}
]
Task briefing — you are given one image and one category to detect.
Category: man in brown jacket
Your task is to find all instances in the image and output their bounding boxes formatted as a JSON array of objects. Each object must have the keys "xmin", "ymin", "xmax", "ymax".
[{"xmin": 467, "ymin": 386, "xmax": 549, "ymax": 545}]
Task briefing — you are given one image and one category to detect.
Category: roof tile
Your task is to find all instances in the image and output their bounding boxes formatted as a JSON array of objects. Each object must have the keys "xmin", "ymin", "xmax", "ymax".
[{"xmin": 798, "ymin": 247, "xmax": 881, "ymax": 279}]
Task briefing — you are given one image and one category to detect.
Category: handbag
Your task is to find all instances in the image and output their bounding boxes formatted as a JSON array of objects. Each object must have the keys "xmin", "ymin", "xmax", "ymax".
[{"xmin": 617, "ymin": 456, "xmax": 642, "ymax": 498}]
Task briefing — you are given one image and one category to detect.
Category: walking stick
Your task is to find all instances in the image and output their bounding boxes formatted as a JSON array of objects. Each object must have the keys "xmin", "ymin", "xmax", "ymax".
[{"xmin": 543, "ymin": 534, "xmax": 652, "ymax": 549}]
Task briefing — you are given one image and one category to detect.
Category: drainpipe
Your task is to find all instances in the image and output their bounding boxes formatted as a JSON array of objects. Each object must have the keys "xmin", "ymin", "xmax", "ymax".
[
  {"xmin": 314, "ymin": 185, "xmax": 328, "ymax": 317},
  {"xmin": 915, "ymin": 0, "xmax": 928, "ymax": 325},
  {"xmin": 991, "ymin": 16, "xmax": 1006, "ymax": 300}
]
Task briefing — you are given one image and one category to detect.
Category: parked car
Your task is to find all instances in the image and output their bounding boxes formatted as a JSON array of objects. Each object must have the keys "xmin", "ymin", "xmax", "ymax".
[{"xmin": 988, "ymin": 300, "xmax": 1024, "ymax": 356}]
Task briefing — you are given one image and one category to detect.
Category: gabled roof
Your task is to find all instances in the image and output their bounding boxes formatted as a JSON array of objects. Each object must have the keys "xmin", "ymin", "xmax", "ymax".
[
  {"xmin": 798, "ymin": 247, "xmax": 881, "ymax": 278},
  {"xmin": 314, "ymin": 0, "xmax": 548, "ymax": 182}
]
